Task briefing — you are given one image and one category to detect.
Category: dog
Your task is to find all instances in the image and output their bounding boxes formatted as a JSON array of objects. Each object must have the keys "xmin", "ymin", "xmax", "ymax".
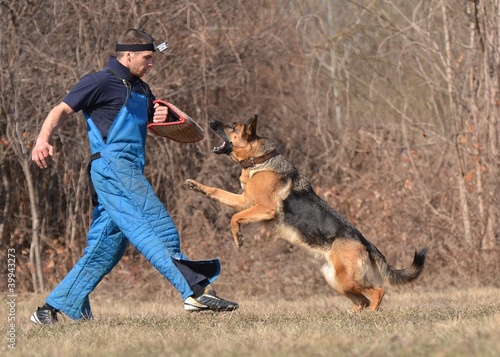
[{"xmin": 185, "ymin": 115, "xmax": 427, "ymax": 311}]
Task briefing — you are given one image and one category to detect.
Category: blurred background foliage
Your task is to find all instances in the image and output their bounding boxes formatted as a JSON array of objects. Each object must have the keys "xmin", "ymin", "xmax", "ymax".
[{"xmin": 1, "ymin": 0, "xmax": 498, "ymax": 297}]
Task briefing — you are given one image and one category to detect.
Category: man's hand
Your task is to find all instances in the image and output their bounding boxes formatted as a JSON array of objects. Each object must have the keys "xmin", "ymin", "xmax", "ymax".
[
  {"xmin": 153, "ymin": 102, "xmax": 169, "ymax": 123},
  {"xmin": 31, "ymin": 102, "xmax": 74, "ymax": 169},
  {"xmin": 32, "ymin": 141, "xmax": 55, "ymax": 169}
]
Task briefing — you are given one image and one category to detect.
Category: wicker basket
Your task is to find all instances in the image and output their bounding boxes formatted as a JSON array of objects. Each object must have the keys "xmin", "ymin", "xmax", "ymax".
[{"xmin": 147, "ymin": 100, "xmax": 204, "ymax": 143}]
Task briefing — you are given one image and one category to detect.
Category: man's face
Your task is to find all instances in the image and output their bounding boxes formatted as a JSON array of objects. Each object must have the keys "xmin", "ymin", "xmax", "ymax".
[{"xmin": 128, "ymin": 51, "xmax": 154, "ymax": 77}]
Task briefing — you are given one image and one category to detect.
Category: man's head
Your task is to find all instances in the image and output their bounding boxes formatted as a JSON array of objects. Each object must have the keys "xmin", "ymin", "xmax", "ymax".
[{"xmin": 116, "ymin": 29, "xmax": 165, "ymax": 78}]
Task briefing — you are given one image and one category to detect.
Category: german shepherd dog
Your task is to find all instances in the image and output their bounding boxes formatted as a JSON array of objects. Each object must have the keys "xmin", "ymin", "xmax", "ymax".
[{"xmin": 185, "ymin": 115, "xmax": 427, "ymax": 311}]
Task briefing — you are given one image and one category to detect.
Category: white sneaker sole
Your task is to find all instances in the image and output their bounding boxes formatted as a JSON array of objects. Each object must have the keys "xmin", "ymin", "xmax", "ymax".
[{"xmin": 184, "ymin": 296, "xmax": 209, "ymax": 311}]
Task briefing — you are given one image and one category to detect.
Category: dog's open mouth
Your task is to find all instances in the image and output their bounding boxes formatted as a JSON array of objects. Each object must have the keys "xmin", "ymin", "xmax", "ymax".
[
  {"xmin": 212, "ymin": 140, "xmax": 232, "ymax": 155},
  {"xmin": 209, "ymin": 119, "xmax": 233, "ymax": 155}
]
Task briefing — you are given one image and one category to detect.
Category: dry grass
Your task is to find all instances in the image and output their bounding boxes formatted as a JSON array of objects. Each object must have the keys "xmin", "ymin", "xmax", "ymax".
[{"xmin": 2, "ymin": 287, "xmax": 499, "ymax": 357}]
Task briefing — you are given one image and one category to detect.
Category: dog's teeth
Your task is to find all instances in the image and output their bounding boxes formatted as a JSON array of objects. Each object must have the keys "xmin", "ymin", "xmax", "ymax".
[{"xmin": 213, "ymin": 142, "xmax": 226, "ymax": 151}]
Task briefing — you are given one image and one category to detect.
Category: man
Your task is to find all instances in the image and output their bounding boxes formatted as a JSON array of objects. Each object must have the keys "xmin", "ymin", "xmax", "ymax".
[{"xmin": 30, "ymin": 29, "xmax": 238, "ymax": 325}]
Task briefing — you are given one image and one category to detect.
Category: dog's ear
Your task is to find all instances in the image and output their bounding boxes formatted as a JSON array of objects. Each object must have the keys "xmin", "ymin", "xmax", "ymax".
[{"xmin": 244, "ymin": 115, "xmax": 258, "ymax": 138}]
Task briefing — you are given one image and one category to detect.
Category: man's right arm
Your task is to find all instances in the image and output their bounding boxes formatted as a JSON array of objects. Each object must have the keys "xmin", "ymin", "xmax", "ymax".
[{"xmin": 32, "ymin": 102, "xmax": 75, "ymax": 169}]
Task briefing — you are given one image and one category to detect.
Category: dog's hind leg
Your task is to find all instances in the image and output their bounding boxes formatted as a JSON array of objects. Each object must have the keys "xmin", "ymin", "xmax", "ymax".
[
  {"xmin": 321, "ymin": 259, "xmax": 368, "ymax": 311},
  {"xmin": 349, "ymin": 253, "xmax": 385, "ymax": 311},
  {"xmin": 362, "ymin": 286, "xmax": 385, "ymax": 311},
  {"xmin": 345, "ymin": 293, "xmax": 370, "ymax": 312},
  {"xmin": 326, "ymin": 239, "xmax": 385, "ymax": 311}
]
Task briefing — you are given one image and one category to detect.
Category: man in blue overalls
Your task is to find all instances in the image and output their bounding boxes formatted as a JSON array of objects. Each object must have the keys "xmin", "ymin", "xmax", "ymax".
[{"xmin": 30, "ymin": 29, "xmax": 238, "ymax": 324}]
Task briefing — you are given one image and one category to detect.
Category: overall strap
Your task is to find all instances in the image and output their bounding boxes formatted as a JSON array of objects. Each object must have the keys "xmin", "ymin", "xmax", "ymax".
[
  {"xmin": 107, "ymin": 68, "xmax": 153, "ymax": 119},
  {"xmin": 107, "ymin": 68, "xmax": 131, "ymax": 98}
]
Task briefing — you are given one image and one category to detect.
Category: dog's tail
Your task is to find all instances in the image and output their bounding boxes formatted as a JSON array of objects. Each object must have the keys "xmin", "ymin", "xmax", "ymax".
[{"xmin": 367, "ymin": 243, "xmax": 427, "ymax": 285}]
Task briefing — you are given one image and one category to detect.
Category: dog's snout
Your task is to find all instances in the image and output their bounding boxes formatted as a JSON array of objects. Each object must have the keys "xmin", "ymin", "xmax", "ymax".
[{"xmin": 209, "ymin": 119, "xmax": 220, "ymax": 130}]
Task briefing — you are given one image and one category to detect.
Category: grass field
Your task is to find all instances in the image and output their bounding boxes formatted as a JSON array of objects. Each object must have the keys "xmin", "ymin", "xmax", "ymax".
[{"xmin": 2, "ymin": 287, "xmax": 499, "ymax": 357}]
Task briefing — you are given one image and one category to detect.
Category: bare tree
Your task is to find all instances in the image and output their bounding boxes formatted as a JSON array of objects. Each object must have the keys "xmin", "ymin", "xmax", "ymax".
[{"xmin": 1, "ymin": 0, "xmax": 498, "ymax": 293}]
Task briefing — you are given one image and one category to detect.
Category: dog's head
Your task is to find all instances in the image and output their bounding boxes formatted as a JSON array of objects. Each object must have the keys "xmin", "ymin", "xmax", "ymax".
[{"xmin": 209, "ymin": 115, "xmax": 259, "ymax": 157}]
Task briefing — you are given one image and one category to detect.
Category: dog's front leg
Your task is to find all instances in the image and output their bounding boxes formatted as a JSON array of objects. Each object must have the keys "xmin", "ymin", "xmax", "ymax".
[
  {"xmin": 185, "ymin": 179, "xmax": 248, "ymax": 211},
  {"xmin": 230, "ymin": 204, "xmax": 276, "ymax": 247}
]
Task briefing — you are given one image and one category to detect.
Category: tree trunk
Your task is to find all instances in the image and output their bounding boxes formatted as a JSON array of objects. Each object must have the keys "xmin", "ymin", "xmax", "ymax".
[{"xmin": 22, "ymin": 159, "xmax": 45, "ymax": 293}]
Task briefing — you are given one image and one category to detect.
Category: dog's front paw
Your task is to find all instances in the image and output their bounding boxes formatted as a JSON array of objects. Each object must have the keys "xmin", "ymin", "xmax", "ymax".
[
  {"xmin": 184, "ymin": 179, "xmax": 206, "ymax": 195},
  {"xmin": 234, "ymin": 232, "xmax": 244, "ymax": 248}
]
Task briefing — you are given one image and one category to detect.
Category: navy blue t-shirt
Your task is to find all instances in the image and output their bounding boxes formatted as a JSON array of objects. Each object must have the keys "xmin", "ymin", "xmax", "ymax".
[{"xmin": 63, "ymin": 56, "xmax": 155, "ymax": 141}]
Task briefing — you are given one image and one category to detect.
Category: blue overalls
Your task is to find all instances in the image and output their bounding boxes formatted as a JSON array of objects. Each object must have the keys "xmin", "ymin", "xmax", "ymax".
[{"xmin": 46, "ymin": 77, "xmax": 220, "ymax": 320}]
